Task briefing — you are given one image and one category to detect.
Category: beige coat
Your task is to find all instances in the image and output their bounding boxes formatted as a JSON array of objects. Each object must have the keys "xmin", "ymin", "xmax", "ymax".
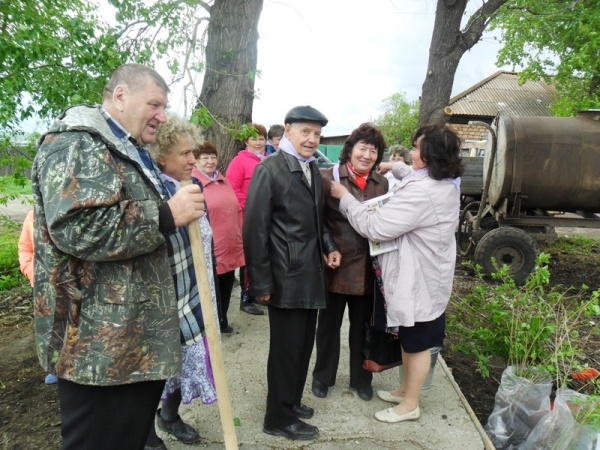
[{"xmin": 339, "ymin": 168, "xmax": 459, "ymax": 327}]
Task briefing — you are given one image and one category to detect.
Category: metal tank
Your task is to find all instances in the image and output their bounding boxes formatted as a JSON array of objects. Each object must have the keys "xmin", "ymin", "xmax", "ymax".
[{"xmin": 484, "ymin": 112, "xmax": 600, "ymax": 212}]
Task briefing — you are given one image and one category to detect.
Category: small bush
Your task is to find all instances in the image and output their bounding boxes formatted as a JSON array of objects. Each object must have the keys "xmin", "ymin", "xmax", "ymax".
[
  {"xmin": 0, "ymin": 217, "xmax": 27, "ymax": 291},
  {"xmin": 448, "ymin": 253, "xmax": 600, "ymax": 381}
]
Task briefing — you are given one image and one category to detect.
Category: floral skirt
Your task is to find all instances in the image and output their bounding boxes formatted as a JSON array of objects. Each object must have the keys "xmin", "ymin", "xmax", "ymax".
[{"xmin": 162, "ymin": 335, "xmax": 217, "ymax": 405}]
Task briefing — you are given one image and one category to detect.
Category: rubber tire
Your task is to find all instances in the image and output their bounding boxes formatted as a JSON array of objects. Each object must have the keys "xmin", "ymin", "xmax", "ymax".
[{"xmin": 473, "ymin": 227, "xmax": 539, "ymax": 283}]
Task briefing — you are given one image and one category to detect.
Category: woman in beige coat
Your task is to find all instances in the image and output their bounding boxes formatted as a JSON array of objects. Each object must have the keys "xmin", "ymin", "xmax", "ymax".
[{"xmin": 330, "ymin": 123, "xmax": 463, "ymax": 424}]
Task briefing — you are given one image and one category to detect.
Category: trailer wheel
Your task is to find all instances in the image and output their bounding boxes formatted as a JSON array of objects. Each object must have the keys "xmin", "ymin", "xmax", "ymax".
[
  {"xmin": 473, "ymin": 227, "xmax": 539, "ymax": 283},
  {"xmin": 456, "ymin": 201, "xmax": 480, "ymax": 255},
  {"xmin": 456, "ymin": 201, "xmax": 497, "ymax": 256}
]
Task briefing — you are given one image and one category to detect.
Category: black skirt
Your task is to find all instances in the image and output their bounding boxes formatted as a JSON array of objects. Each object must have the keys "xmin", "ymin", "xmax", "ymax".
[{"xmin": 397, "ymin": 312, "xmax": 445, "ymax": 353}]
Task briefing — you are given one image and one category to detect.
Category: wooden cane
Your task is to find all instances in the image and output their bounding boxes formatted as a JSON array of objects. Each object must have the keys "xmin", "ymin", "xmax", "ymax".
[{"xmin": 181, "ymin": 179, "xmax": 238, "ymax": 449}]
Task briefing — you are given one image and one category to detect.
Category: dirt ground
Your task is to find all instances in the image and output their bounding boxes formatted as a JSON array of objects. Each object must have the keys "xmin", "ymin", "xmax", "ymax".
[{"xmin": 1, "ymin": 219, "xmax": 599, "ymax": 449}]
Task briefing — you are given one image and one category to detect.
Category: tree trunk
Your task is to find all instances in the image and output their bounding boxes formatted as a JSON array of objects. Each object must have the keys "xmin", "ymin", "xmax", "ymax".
[
  {"xmin": 419, "ymin": 0, "xmax": 510, "ymax": 125},
  {"xmin": 197, "ymin": 0, "xmax": 263, "ymax": 171}
]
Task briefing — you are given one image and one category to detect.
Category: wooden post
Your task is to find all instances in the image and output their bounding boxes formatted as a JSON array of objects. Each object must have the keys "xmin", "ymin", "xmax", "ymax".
[{"xmin": 181, "ymin": 179, "xmax": 238, "ymax": 449}]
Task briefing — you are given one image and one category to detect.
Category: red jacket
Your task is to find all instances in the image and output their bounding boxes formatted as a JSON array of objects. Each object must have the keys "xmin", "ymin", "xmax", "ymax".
[
  {"xmin": 225, "ymin": 149, "xmax": 262, "ymax": 211},
  {"xmin": 193, "ymin": 168, "xmax": 245, "ymax": 274}
]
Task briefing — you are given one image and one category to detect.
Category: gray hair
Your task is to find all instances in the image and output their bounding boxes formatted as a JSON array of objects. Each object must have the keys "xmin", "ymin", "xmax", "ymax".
[{"xmin": 103, "ymin": 63, "xmax": 169, "ymax": 100}]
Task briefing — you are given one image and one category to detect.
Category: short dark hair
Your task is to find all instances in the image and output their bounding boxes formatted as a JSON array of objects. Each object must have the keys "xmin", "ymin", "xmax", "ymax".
[
  {"xmin": 103, "ymin": 63, "xmax": 169, "ymax": 100},
  {"xmin": 412, "ymin": 123, "xmax": 464, "ymax": 180},
  {"xmin": 339, "ymin": 123, "xmax": 386, "ymax": 173},
  {"xmin": 267, "ymin": 124, "xmax": 284, "ymax": 140},
  {"xmin": 193, "ymin": 141, "xmax": 218, "ymax": 159}
]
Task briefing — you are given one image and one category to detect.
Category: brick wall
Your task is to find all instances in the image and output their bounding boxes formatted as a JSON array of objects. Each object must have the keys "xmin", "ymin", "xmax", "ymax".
[{"xmin": 449, "ymin": 123, "xmax": 488, "ymax": 142}]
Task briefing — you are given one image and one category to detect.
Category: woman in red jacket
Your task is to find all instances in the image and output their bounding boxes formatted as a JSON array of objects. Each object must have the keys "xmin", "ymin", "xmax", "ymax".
[
  {"xmin": 225, "ymin": 123, "xmax": 268, "ymax": 316},
  {"xmin": 192, "ymin": 141, "xmax": 246, "ymax": 333}
]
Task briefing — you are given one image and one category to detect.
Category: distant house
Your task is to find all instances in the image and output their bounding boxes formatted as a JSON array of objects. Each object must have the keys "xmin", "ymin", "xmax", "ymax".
[
  {"xmin": 319, "ymin": 134, "xmax": 348, "ymax": 162},
  {"xmin": 446, "ymin": 70, "xmax": 557, "ymax": 143}
]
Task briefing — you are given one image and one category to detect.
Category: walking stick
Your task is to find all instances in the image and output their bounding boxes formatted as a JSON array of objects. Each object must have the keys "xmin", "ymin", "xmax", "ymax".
[{"xmin": 181, "ymin": 180, "xmax": 238, "ymax": 449}]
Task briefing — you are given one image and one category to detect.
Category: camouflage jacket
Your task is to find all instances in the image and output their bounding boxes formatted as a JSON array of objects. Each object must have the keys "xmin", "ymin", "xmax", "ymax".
[{"xmin": 31, "ymin": 105, "xmax": 181, "ymax": 385}]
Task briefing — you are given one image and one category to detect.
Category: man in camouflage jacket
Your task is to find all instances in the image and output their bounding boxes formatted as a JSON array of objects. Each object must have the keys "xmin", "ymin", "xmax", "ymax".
[{"xmin": 31, "ymin": 64, "xmax": 206, "ymax": 450}]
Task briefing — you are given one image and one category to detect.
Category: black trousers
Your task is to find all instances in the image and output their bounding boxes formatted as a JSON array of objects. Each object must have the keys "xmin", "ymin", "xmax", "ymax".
[
  {"xmin": 264, "ymin": 306, "xmax": 318, "ymax": 428},
  {"xmin": 58, "ymin": 378, "xmax": 165, "ymax": 450},
  {"xmin": 313, "ymin": 292, "xmax": 373, "ymax": 389},
  {"xmin": 217, "ymin": 270, "xmax": 235, "ymax": 328}
]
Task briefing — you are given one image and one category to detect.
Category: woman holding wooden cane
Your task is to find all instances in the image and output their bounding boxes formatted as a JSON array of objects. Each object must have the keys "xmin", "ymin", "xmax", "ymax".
[{"xmin": 145, "ymin": 114, "xmax": 219, "ymax": 449}]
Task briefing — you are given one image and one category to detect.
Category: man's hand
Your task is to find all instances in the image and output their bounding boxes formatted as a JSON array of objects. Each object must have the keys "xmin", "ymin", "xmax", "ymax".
[
  {"xmin": 257, "ymin": 294, "xmax": 271, "ymax": 302},
  {"xmin": 325, "ymin": 251, "xmax": 342, "ymax": 269},
  {"xmin": 168, "ymin": 184, "xmax": 205, "ymax": 227}
]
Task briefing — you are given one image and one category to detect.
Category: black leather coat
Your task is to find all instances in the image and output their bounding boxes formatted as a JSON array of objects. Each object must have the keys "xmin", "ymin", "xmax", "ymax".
[{"xmin": 243, "ymin": 151, "xmax": 338, "ymax": 309}]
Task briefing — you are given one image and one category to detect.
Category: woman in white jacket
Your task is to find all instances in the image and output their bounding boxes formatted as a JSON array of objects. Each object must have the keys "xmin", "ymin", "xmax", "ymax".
[{"xmin": 330, "ymin": 123, "xmax": 463, "ymax": 424}]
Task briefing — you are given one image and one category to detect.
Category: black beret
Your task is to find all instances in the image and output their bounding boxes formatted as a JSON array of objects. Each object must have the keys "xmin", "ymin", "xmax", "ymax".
[{"xmin": 284, "ymin": 105, "xmax": 328, "ymax": 127}]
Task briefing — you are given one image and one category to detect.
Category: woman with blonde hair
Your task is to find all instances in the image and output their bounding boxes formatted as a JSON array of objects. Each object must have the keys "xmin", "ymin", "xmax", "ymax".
[{"xmin": 145, "ymin": 114, "xmax": 219, "ymax": 449}]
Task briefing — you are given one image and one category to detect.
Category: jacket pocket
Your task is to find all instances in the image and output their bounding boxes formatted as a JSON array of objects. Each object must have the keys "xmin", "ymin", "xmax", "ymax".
[{"xmin": 287, "ymin": 242, "xmax": 305, "ymax": 276}]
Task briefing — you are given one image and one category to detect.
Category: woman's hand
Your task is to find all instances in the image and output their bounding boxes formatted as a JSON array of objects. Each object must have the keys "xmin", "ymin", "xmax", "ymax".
[
  {"xmin": 376, "ymin": 161, "xmax": 394, "ymax": 175},
  {"xmin": 330, "ymin": 181, "xmax": 349, "ymax": 199}
]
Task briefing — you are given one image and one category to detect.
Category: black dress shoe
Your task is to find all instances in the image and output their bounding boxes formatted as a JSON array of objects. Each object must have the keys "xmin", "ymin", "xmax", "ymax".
[
  {"xmin": 292, "ymin": 403, "xmax": 314, "ymax": 419},
  {"xmin": 220, "ymin": 325, "xmax": 234, "ymax": 334},
  {"xmin": 240, "ymin": 302, "xmax": 264, "ymax": 315},
  {"xmin": 156, "ymin": 409, "xmax": 201, "ymax": 444},
  {"xmin": 263, "ymin": 420, "xmax": 319, "ymax": 440},
  {"xmin": 311, "ymin": 379, "xmax": 328, "ymax": 398},
  {"xmin": 354, "ymin": 385, "xmax": 373, "ymax": 401}
]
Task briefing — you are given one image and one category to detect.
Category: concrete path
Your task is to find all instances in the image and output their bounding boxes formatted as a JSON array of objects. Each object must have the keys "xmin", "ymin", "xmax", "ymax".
[{"xmin": 165, "ymin": 297, "xmax": 492, "ymax": 450}]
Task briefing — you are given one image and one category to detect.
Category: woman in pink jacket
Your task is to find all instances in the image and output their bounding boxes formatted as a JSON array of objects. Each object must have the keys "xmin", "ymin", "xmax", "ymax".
[
  {"xmin": 193, "ymin": 141, "xmax": 245, "ymax": 333},
  {"xmin": 331, "ymin": 123, "xmax": 463, "ymax": 424},
  {"xmin": 225, "ymin": 123, "xmax": 268, "ymax": 316}
]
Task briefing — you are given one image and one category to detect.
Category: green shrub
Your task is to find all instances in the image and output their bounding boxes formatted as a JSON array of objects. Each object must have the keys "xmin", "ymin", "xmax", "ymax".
[
  {"xmin": 0, "ymin": 175, "xmax": 32, "ymax": 197},
  {"xmin": 0, "ymin": 217, "xmax": 27, "ymax": 291},
  {"xmin": 448, "ymin": 253, "xmax": 600, "ymax": 382}
]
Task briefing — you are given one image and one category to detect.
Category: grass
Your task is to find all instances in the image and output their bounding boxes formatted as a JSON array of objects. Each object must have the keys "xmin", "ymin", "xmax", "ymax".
[
  {"xmin": 0, "ymin": 218, "xmax": 28, "ymax": 291},
  {"xmin": 547, "ymin": 235, "xmax": 600, "ymax": 254}
]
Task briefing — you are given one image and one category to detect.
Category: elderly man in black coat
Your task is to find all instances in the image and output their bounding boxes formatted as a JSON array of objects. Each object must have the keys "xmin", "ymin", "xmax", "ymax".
[{"xmin": 243, "ymin": 106, "xmax": 341, "ymax": 440}]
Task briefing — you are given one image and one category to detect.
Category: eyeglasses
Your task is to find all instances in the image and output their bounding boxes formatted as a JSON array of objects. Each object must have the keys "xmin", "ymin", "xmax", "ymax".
[{"xmin": 199, "ymin": 155, "xmax": 217, "ymax": 161}]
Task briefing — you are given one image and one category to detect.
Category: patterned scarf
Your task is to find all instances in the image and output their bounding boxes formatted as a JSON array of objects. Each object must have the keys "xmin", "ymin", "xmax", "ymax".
[
  {"xmin": 155, "ymin": 173, "xmax": 219, "ymax": 346},
  {"xmin": 346, "ymin": 161, "xmax": 370, "ymax": 190}
]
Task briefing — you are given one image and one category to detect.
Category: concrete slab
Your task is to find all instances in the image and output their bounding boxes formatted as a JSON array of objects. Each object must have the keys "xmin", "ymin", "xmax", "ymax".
[{"xmin": 164, "ymin": 291, "xmax": 493, "ymax": 449}]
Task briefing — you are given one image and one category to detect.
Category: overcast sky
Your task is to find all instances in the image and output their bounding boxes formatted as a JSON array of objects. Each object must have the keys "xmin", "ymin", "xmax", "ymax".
[{"xmin": 251, "ymin": 0, "xmax": 512, "ymax": 136}]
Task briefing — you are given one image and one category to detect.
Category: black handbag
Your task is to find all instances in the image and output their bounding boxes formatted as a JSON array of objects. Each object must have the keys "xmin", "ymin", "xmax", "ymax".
[
  {"xmin": 362, "ymin": 324, "xmax": 402, "ymax": 372},
  {"xmin": 362, "ymin": 256, "xmax": 402, "ymax": 372}
]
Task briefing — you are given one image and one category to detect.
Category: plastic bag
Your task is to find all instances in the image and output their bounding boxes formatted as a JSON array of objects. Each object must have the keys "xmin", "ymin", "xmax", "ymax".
[
  {"xmin": 484, "ymin": 366, "xmax": 552, "ymax": 449},
  {"xmin": 522, "ymin": 388, "xmax": 600, "ymax": 450}
]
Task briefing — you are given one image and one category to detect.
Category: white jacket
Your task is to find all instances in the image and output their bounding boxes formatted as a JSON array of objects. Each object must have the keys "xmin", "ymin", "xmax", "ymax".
[{"xmin": 339, "ymin": 168, "xmax": 459, "ymax": 327}]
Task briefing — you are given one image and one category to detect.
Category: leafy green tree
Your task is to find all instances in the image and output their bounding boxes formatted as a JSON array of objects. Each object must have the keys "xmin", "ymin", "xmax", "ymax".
[
  {"xmin": 1, "ymin": 0, "xmax": 264, "ymax": 177},
  {"xmin": 491, "ymin": 0, "xmax": 600, "ymax": 116},
  {"xmin": 375, "ymin": 92, "xmax": 420, "ymax": 148},
  {"xmin": 419, "ymin": 0, "xmax": 510, "ymax": 124},
  {"xmin": 0, "ymin": 0, "xmax": 126, "ymax": 130}
]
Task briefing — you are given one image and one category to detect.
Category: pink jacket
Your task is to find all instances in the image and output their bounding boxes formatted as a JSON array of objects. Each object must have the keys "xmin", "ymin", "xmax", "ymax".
[
  {"xmin": 339, "ymin": 169, "xmax": 460, "ymax": 327},
  {"xmin": 225, "ymin": 149, "xmax": 262, "ymax": 211},
  {"xmin": 18, "ymin": 209, "xmax": 35, "ymax": 287},
  {"xmin": 193, "ymin": 169, "xmax": 245, "ymax": 274}
]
